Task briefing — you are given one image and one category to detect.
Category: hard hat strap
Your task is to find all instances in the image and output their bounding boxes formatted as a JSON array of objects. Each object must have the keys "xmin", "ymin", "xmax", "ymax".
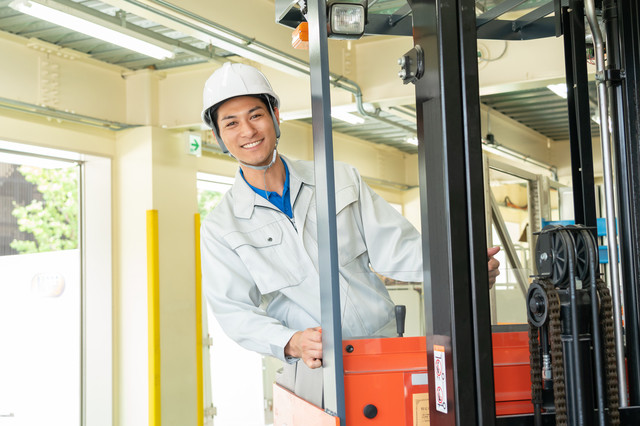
[{"xmin": 236, "ymin": 146, "xmax": 278, "ymax": 171}]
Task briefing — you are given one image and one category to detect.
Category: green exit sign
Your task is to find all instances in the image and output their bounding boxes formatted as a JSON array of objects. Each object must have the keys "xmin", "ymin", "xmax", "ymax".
[{"xmin": 187, "ymin": 133, "xmax": 202, "ymax": 157}]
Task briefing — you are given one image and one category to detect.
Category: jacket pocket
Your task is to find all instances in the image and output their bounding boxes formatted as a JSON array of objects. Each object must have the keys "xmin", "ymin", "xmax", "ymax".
[
  {"xmin": 335, "ymin": 185, "xmax": 367, "ymax": 265},
  {"xmin": 224, "ymin": 221, "xmax": 303, "ymax": 294}
]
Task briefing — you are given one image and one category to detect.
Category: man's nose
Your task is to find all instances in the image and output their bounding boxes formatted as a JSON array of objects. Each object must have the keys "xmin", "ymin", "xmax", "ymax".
[{"xmin": 239, "ymin": 120, "xmax": 257, "ymax": 137}]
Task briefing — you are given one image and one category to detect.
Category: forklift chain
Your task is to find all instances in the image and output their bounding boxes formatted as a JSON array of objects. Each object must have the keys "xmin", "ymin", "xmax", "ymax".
[
  {"xmin": 597, "ymin": 278, "xmax": 620, "ymax": 425},
  {"xmin": 528, "ymin": 319, "xmax": 543, "ymax": 408},
  {"xmin": 545, "ymin": 281, "xmax": 567, "ymax": 426},
  {"xmin": 528, "ymin": 279, "xmax": 567, "ymax": 425}
]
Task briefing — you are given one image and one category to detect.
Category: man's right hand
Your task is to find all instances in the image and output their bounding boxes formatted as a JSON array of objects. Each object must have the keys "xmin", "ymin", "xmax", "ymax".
[{"xmin": 285, "ymin": 327, "xmax": 323, "ymax": 369}]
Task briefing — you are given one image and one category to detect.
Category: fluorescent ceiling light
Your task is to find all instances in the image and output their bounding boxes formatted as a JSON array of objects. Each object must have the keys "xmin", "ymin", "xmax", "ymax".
[
  {"xmin": 331, "ymin": 110, "xmax": 365, "ymax": 125},
  {"xmin": 279, "ymin": 110, "xmax": 312, "ymax": 121},
  {"xmin": 278, "ymin": 106, "xmax": 368, "ymax": 125},
  {"xmin": 279, "ymin": 109, "xmax": 365, "ymax": 125},
  {"xmin": 281, "ymin": 109, "xmax": 365, "ymax": 125},
  {"xmin": 9, "ymin": 0, "xmax": 174, "ymax": 60},
  {"xmin": 100, "ymin": 0, "xmax": 310, "ymax": 78},
  {"xmin": 547, "ymin": 83, "xmax": 568, "ymax": 99},
  {"xmin": 406, "ymin": 137, "xmax": 418, "ymax": 146}
]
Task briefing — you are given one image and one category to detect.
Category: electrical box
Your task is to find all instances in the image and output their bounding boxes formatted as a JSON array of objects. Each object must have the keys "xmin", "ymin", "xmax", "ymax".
[{"xmin": 342, "ymin": 336, "xmax": 429, "ymax": 426}]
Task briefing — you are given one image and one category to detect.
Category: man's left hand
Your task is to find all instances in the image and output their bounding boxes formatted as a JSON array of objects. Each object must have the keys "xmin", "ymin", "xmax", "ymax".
[{"xmin": 487, "ymin": 246, "xmax": 500, "ymax": 288}]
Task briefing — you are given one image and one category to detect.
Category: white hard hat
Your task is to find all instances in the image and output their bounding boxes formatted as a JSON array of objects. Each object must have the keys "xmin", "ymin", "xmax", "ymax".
[{"xmin": 201, "ymin": 62, "xmax": 281, "ymax": 153}]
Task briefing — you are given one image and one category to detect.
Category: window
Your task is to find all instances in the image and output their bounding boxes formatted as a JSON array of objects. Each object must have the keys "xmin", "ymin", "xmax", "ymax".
[
  {"xmin": 0, "ymin": 140, "xmax": 112, "ymax": 426},
  {"xmin": 197, "ymin": 172, "xmax": 233, "ymax": 217},
  {"xmin": 0, "ymin": 148, "xmax": 81, "ymax": 426}
]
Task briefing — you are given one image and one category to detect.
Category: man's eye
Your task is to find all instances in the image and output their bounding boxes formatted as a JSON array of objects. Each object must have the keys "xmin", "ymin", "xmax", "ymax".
[
  {"xmin": 224, "ymin": 121, "xmax": 236, "ymax": 128},
  {"xmin": 251, "ymin": 113, "xmax": 263, "ymax": 120}
]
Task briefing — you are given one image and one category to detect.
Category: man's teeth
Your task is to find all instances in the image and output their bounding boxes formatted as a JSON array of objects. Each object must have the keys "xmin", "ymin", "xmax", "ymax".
[{"xmin": 243, "ymin": 140, "xmax": 261, "ymax": 148}]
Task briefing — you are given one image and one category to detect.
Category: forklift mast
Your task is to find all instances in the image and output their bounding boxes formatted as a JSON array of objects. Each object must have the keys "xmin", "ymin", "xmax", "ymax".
[{"xmin": 274, "ymin": 0, "xmax": 640, "ymax": 424}]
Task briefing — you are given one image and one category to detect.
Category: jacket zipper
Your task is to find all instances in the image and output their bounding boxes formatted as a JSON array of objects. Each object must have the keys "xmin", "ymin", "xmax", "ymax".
[{"xmin": 287, "ymin": 215, "xmax": 297, "ymax": 232}]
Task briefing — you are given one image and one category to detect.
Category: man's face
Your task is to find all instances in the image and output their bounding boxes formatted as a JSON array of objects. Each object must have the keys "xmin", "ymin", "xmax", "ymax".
[{"xmin": 216, "ymin": 96, "xmax": 279, "ymax": 168}]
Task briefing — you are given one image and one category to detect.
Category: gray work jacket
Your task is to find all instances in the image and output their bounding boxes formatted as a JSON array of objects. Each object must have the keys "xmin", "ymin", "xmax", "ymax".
[{"xmin": 201, "ymin": 156, "xmax": 422, "ymax": 361}]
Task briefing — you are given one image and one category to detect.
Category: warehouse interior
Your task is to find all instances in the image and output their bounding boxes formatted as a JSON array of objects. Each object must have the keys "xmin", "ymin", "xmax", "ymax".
[{"xmin": 0, "ymin": 0, "xmax": 637, "ymax": 425}]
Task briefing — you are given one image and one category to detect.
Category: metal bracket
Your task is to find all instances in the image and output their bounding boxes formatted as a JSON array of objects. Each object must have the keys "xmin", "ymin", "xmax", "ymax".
[
  {"xmin": 604, "ymin": 68, "xmax": 625, "ymax": 83},
  {"xmin": 204, "ymin": 403, "xmax": 217, "ymax": 418},
  {"xmin": 594, "ymin": 68, "xmax": 624, "ymax": 85},
  {"xmin": 398, "ymin": 45, "xmax": 425, "ymax": 85}
]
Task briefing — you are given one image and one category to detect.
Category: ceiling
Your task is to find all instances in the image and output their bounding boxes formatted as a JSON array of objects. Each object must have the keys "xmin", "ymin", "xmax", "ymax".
[
  {"xmin": 0, "ymin": 0, "xmax": 232, "ymax": 69},
  {"xmin": 301, "ymin": 107, "xmax": 419, "ymax": 154},
  {"xmin": 0, "ymin": 0, "xmax": 599, "ymax": 153},
  {"xmin": 482, "ymin": 85, "xmax": 600, "ymax": 143},
  {"xmin": 315, "ymin": 83, "xmax": 601, "ymax": 156}
]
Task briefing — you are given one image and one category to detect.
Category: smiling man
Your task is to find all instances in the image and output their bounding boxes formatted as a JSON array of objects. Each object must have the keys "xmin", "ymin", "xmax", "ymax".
[{"xmin": 199, "ymin": 63, "xmax": 500, "ymax": 379}]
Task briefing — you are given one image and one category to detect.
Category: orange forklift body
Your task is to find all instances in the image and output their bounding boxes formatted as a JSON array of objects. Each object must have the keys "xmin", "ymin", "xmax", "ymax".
[{"xmin": 273, "ymin": 330, "xmax": 532, "ymax": 425}]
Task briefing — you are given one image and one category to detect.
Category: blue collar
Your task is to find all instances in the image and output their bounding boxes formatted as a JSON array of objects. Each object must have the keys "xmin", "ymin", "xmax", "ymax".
[{"xmin": 240, "ymin": 160, "xmax": 293, "ymax": 218}]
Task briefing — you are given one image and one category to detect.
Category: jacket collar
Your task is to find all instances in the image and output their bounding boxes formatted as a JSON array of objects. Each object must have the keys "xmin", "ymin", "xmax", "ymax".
[
  {"xmin": 286, "ymin": 155, "xmax": 314, "ymax": 201},
  {"xmin": 231, "ymin": 155, "xmax": 314, "ymax": 219}
]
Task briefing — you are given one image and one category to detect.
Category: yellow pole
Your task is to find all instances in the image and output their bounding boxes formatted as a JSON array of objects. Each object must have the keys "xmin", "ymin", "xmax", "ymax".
[
  {"xmin": 195, "ymin": 213, "xmax": 204, "ymax": 426},
  {"xmin": 147, "ymin": 210, "xmax": 161, "ymax": 426}
]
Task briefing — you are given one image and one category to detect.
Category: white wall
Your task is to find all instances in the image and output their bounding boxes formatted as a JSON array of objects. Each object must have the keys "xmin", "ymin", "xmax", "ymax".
[
  {"xmin": 477, "ymin": 37, "xmax": 576, "ymax": 91},
  {"xmin": 550, "ymin": 137, "xmax": 605, "ymax": 181},
  {"xmin": 114, "ymin": 127, "xmax": 154, "ymax": 426}
]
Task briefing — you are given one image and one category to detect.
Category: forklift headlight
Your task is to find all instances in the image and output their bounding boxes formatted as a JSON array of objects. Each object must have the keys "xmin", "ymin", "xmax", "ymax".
[{"xmin": 327, "ymin": 0, "xmax": 367, "ymax": 39}]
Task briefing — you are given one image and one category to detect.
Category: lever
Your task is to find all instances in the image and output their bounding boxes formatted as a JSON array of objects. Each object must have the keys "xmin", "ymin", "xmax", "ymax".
[{"xmin": 395, "ymin": 305, "xmax": 406, "ymax": 337}]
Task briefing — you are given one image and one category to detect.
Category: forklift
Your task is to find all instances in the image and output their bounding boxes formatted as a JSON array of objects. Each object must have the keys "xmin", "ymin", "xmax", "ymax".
[{"xmin": 272, "ymin": 0, "xmax": 640, "ymax": 424}]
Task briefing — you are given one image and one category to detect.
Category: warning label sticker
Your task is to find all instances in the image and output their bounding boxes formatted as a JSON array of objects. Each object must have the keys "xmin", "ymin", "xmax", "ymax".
[
  {"xmin": 413, "ymin": 392, "xmax": 429, "ymax": 426},
  {"xmin": 434, "ymin": 344, "xmax": 448, "ymax": 413}
]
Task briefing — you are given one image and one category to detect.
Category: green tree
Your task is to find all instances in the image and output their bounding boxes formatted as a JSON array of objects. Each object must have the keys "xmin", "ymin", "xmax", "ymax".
[
  {"xmin": 198, "ymin": 189, "xmax": 224, "ymax": 218},
  {"xmin": 10, "ymin": 165, "xmax": 79, "ymax": 254}
]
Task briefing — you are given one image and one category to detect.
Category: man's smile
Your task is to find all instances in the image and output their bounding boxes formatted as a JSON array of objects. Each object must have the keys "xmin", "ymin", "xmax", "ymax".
[{"xmin": 242, "ymin": 139, "xmax": 263, "ymax": 149}]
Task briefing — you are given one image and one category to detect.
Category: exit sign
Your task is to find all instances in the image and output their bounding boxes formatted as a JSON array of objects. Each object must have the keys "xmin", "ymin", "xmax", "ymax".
[{"xmin": 187, "ymin": 133, "xmax": 202, "ymax": 157}]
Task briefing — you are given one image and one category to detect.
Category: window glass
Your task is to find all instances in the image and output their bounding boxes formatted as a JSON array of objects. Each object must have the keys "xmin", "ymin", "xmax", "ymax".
[
  {"xmin": 488, "ymin": 168, "xmax": 532, "ymax": 325},
  {"xmin": 197, "ymin": 172, "xmax": 233, "ymax": 217},
  {"xmin": 0, "ymin": 151, "xmax": 81, "ymax": 426}
]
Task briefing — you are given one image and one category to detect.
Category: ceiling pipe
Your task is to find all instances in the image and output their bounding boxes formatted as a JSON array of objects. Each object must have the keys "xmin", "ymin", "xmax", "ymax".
[
  {"xmin": 483, "ymin": 107, "xmax": 559, "ymax": 180},
  {"xmin": 0, "ymin": 96, "xmax": 140, "ymax": 131},
  {"xmin": 108, "ymin": 0, "xmax": 416, "ymax": 137},
  {"xmin": 482, "ymin": 133, "xmax": 558, "ymax": 181}
]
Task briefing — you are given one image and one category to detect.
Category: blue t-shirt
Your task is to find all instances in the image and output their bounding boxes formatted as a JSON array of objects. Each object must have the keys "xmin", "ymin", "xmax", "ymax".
[{"xmin": 240, "ymin": 161, "xmax": 293, "ymax": 218}]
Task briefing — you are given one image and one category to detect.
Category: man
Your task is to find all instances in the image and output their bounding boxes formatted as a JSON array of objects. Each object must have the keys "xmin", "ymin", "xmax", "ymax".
[{"xmin": 200, "ymin": 62, "xmax": 500, "ymax": 371}]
